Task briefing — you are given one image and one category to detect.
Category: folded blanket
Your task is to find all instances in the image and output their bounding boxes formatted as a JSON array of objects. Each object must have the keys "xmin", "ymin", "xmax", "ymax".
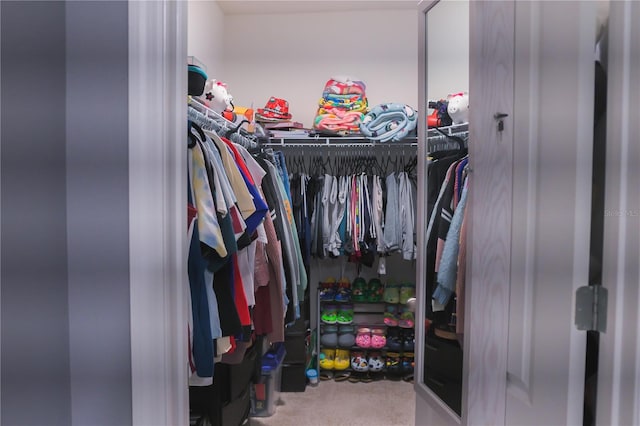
[
  {"xmin": 319, "ymin": 93, "xmax": 368, "ymax": 112},
  {"xmin": 359, "ymin": 103, "xmax": 418, "ymax": 142},
  {"xmin": 314, "ymin": 111, "xmax": 364, "ymax": 134},
  {"xmin": 324, "ymin": 78, "xmax": 366, "ymax": 95}
]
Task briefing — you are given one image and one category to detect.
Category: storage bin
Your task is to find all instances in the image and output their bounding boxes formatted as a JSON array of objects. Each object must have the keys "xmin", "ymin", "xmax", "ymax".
[
  {"xmin": 250, "ymin": 343, "xmax": 286, "ymax": 417},
  {"xmin": 280, "ymin": 363, "xmax": 307, "ymax": 392}
]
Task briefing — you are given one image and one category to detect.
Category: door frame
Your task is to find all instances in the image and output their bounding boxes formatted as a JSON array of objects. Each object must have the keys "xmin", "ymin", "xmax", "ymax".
[
  {"xmin": 128, "ymin": 1, "xmax": 189, "ymax": 425},
  {"xmin": 597, "ymin": 1, "xmax": 640, "ymax": 425}
]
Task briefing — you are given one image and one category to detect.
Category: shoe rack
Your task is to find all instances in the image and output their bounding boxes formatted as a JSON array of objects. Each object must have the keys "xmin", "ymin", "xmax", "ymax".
[{"xmin": 316, "ymin": 278, "xmax": 416, "ymax": 383}]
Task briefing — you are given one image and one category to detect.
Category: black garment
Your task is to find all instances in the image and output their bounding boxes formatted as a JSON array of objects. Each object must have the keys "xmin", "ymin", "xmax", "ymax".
[
  {"xmin": 211, "ymin": 255, "xmax": 242, "ymax": 338},
  {"xmin": 425, "ymin": 154, "xmax": 466, "ymax": 321}
]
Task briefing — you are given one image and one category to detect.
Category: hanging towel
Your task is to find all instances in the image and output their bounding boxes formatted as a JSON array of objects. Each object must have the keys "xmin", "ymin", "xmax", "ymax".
[{"xmin": 359, "ymin": 103, "xmax": 418, "ymax": 142}]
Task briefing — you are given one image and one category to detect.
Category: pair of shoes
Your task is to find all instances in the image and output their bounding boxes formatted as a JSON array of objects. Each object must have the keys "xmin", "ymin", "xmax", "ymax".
[
  {"xmin": 351, "ymin": 277, "xmax": 385, "ymax": 302},
  {"xmin": 319, "ymin": 348, "xmax": 351, "ymax": 370},
  {"xmin": 386, "ymin": 327, "xmax": 415, "ymax": 351},
  {"xmin": 385, "ymin": 352, "xmax": 413, "ymax": 375},
  {"xmin": 356, "ymin": 327, "xmax": 386, "ymax": 349},
  {"xmin": 351, "ymin": 350, "xmax": 384, "ymax": 372},
  {"xmin": 383, "ymin": 282, "xmax": 415, "ymax": 304},
  {"xmin": 321, "ymin": 324, "xmax": 356, "ymax": 347},
  {"xmin": 320, "ymin": 277, "xmax": 352, "ymax": 302},
  {"xmin": 384, "ymin": 304, "xmax": 415, "ymax": 328},
  {"xmin": 321, "ymin": 304, "xmax": 353, "ymax": 324}
]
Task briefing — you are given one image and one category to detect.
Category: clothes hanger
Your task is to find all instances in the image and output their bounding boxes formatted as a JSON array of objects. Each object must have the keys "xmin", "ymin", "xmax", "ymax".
[
  {"xmin": 224, "ymin": 119, "xmax": 249, "ymax": 138},
  {"xmin": 434, "ymin": 127, "xmax": 466, "ymax": 151},
  {"xmin": 188, "ymin": 121, "xmax": 206, "ymax": 148}
]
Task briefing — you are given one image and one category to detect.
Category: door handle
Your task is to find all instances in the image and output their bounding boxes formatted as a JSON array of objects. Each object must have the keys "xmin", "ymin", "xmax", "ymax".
[{"xmin": 494, "ymin": 112, "xmax": 509, "ymax": 132}]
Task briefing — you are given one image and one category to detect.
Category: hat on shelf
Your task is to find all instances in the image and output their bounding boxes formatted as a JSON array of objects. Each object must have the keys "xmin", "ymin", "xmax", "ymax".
[
  {"xmin": 188, "ymin": 65, "xmax": 208, "ymax": 96},
  {"xmin": 256, "ymin": 97, "xmax": 292, "ymax": 121}
]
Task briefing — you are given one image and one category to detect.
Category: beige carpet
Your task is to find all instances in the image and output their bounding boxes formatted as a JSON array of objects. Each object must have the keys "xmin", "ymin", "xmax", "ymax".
[{"xmin": 249, "ymin": 379, "xmax": 416, "ymax": 426}]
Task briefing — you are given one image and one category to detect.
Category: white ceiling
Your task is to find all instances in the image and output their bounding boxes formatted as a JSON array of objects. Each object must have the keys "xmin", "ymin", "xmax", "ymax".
[{"xmin": 216, "ymin": 0, "xmax": 418, "ymax": 15}]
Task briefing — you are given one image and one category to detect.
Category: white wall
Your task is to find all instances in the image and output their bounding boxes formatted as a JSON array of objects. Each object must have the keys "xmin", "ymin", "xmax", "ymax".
[
  {"xmin": 219, "ymin": 8, "xmax": 419, "ymax": 128},
  {"xmin": 427, "ymin": 0, "xmax": 469, "ymax": 101},
  {"xmin": 188, "ymin": 0, "xmax": 225, "ymax": 78}
]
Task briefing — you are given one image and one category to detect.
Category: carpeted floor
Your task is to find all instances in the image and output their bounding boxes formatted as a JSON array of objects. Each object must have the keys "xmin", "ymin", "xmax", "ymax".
[{"xmin": 249, "ymin": 379, "xmax": 416, "ymax": 426}]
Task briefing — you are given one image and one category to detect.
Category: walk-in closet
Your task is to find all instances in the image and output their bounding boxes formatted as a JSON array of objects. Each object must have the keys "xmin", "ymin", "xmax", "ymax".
[
  {"xmin": 2, "ymin": 1, "xmax": 639, "ymax": 426},
  {"xmin": 184, "ymin": 1, "xmax": 471, "ymax": 424}
]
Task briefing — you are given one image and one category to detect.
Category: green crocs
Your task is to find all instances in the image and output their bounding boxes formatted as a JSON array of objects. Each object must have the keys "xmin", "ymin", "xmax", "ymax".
[
  {"xmin": 367, "ymin": 278, "xmax": 384, "ymax": 302},
  {"xmin": 383, "ymin": 282, "xmax": 400, "ymax": 304},
  {"xmin": 336, "ymin": 304, "xmax": 354, "ymax": 325},
  {"xmin": 399, "ymin": 283, "xmax": 415, "ymax": 304},
  {"xmin": 322, "ymin": 305, "xmax": 338, "ymax": 324},
  {"xmin": 352, "ymin": 277, "xmax": 368, "ymax": 302}
]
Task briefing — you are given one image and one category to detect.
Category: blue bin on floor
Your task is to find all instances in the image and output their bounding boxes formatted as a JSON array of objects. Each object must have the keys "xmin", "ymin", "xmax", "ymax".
[{"xmin": 250, "ymin": 343, "xmax": 286, "ymax": 417}]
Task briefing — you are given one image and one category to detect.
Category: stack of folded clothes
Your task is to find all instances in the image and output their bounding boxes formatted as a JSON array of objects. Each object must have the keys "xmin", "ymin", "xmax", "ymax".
[
  {"xmin": 313, "ymin": 76, "xmax": 368, "ymax": 135},
  {"xmin": 256, "ymin": 97, "xmax": 293, "ymax": 122}
]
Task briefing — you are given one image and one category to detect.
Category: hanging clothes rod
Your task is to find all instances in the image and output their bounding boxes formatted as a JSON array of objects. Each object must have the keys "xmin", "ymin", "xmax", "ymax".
[
  {"xmin": 262, "ymin": 138, "xmax": 418, "ymax": 148},
  {"xmin": 187, "ymin": 98, "xmax": 259, "ymax": 150}
]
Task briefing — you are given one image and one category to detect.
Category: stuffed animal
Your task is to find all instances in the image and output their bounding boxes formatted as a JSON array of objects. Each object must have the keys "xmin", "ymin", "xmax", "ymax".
[
  {"xmin": 447, "ymin": 92, "xmax": 469, "ymax": 124},
  {"xmin": 201, "ymin": 79, "xmax": 233, "ymax": 114}
]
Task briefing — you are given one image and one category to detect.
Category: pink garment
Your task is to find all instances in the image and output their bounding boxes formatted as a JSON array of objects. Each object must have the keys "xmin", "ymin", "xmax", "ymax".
[{"xmin": 254, "ymin": 241, "xmax": 270, "ymax": 288}]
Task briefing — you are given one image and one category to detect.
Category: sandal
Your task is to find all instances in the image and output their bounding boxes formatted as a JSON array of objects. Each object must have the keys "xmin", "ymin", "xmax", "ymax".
[
  {"xmin": 402, "ymin": 328, "xmax": 415, "ymax": 351},
  {"xmin": 359, "ymin": 373, "xmax": 374, "ymax": 383},
  {"xmin": 399, "ymin": 282, "xmax": 415, "ymax": 304},
  {"xmin": 334, "ymin": 349, "xmax": 351, "ymax": 371},
  {"xmin": 320, "ymin": 370, "xmax": 334, "ymax": 381},
  {"xmin": 402, "ymin": 352, "xmax": 415, "ymax": 375},
  {"xmin": 368, "ymin": 351, "xmax": 386, "ymax": 373},
  {"xmin": 398, "ymin": 307, "xmax": 415, "ymax": 329},
  {"xmin": 386, "ymin": 352, "xmax": 401, "ymax": 375},
  {"xmin": 321, "ymin": 304, "xmax": 338, "ymax": 324},
  {"xmin": 335, "ymin": 278, "xmax": 352, "ymax": 303},
  {"xmin": 352, "ymin": 277, "xmax": 368, "ymax": 302},
  {"xmin": 355, "ymin": 327, "xmax": 372, "ymax": 348},
  {"xmin": 319, "ymin": 278, "xmax": 337, "ymax": 302},
  {"xmin": 383, "ymin": 282, "xmax": 400, "ymax": 304},
  {"xmin": 338, "ymin": 325, "xmax": 356, "ymax": 348},
  {"xmin": 333, "ymin": 371, "xmax": 351, "ymax": 382},
  {"xmin": 320, "ymin": 324, "xmax": 338, "ymax": 347},
  {"xmin": 386, "ymin": 327, "xmax": 403, "ymax": 351},
  {"xmin": 383, "ymin": 304, "xmax": 399, "ymax": 327},
  {"xmin": 348, "ymin": 372, "xmax": 361, "ymax": 383},
  {"xmin": 319, "ymin": 348, "xmax": 335, "ymax": 370},
  {"xmin": 336, "ymin": 304, "xmax": 353, "ymax": 325},
  {"xmin": 371, "ymin": 327, "xmax": 387, "ymax": 349},
  {"xmin": 351, "ymin": 350, "xmax": 369, "ymax": 372},
  {"xmin": 367, "ymin": 278, "xmax": 384, "ymax": 302}
]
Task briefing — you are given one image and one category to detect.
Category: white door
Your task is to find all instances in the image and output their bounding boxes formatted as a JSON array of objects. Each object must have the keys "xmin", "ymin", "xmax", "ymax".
[
  {"xmin": 466, "ymin": 1, "xmax": 598, "ymax": 425},
  {"xmin": 504, "ymin": 1, "xmax": 596, "ymax": 425},
  {"xmin": 596, "ymin": 1, "xmax": 640, "ymax": 425}
]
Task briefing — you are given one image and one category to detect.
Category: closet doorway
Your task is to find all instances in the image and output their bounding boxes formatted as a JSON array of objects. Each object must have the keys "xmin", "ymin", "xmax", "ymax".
[
  {"xmin": 184, "ymin": 1, "xmax": 422, "ymax": 425},
  {"xmin": 127, "ymin": 1, "xmax": 640, "ymax": 426}
]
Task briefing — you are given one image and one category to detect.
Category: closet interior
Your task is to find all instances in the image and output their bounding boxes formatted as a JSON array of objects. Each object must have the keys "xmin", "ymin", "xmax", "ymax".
[{"xmin": 185, "ymin": 1, "xmax": 470, "ymax": 424}]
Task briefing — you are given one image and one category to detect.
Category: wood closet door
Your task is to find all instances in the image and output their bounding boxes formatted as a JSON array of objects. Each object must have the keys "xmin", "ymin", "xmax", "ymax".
[{"xmin": 467, "ymin": 1, "xmax": 596, "ymax": 425}]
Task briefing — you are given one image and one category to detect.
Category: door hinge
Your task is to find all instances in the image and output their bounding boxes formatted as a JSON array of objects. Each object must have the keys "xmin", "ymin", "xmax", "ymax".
[{"xmin": 575, "ymin": 285, "xmax": 608, "ymax": 332}]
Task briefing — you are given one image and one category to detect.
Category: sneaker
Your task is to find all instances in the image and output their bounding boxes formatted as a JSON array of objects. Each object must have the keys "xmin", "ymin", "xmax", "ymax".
[
  {"xmin": 335, "ymin": 278, "xmax": 352, "ymax": 303},
  {"xmin": 319, "ymin": 279, "xmax": 337, "ymax": 302}
]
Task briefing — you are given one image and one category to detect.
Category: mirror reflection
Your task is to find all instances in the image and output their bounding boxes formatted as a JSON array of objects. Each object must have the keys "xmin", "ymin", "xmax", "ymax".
[{"xmin": 422, "ymin": 0, "xmax": 469, "ymax": 417}]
